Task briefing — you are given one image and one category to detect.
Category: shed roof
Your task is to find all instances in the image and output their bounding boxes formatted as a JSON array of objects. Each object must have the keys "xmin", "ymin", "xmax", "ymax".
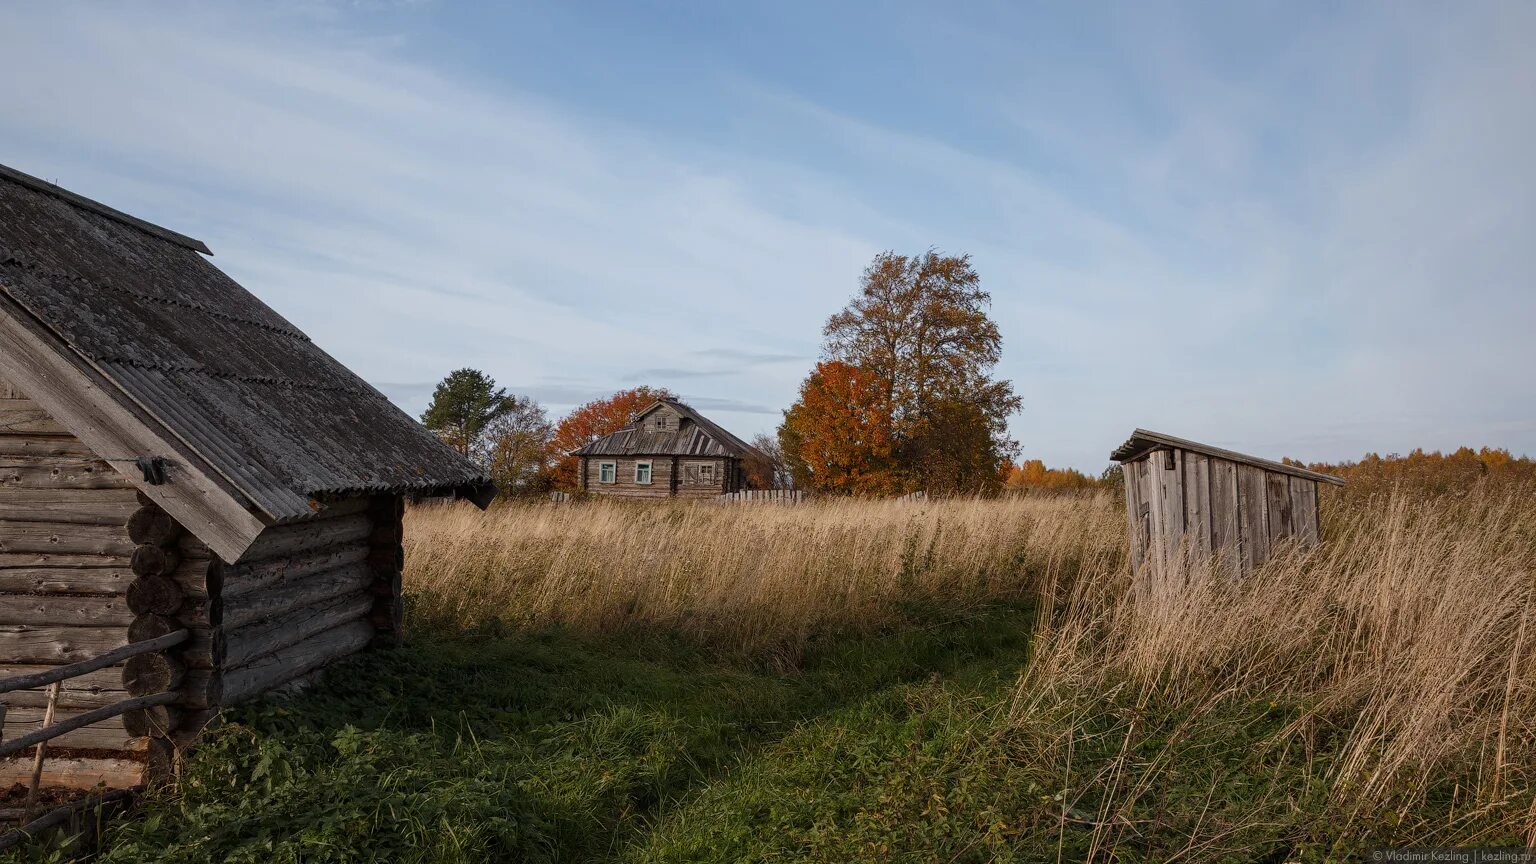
[
  {"xmin": 1110, "ymin": 429, "xmax": 1345, "ymax": 486},
  {"xmin": 573, "ymin": 398, "xmax": 755, "ymax": 458},
  {"xmin": 0, "ymin": 163, "xmax": 493, "ymax": 560}
]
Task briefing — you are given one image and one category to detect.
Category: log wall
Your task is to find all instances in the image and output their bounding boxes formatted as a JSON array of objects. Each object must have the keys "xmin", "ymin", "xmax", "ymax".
[
  {"xmin": 583, "ymin": 456, "xmax": 740, "ymax": 500},
  {"xmin": 0, "ymin": 375, "xmax": 143, "ymax": 787},
  {"xmin": 0, "ymin": 373, "xmax": 408, "ymax": 790},
  {"xmin": 214, "ymin": 494, "xmax": 397, "ymax": 707},
  {"xmin": 1121, "ymin": 447, "xmax": 1324, "ymax": 577}
]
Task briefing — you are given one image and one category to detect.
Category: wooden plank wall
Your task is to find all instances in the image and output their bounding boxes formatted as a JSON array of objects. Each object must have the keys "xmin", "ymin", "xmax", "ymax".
[
  {"xmin": 0, "ymin": 374, "xmax": 144, "ymax": 787},
  {"xmin": 1129, "ymin": 445, "xmax": 1324, "ymax": 576},
  {"xmin": 583, "ymin": 458, "xmax": 674, "ymax": 500},
  {"xmin": 584, "ymin": 457, "xmax": 735, "ymax": 500},
  {"xmin": 677, "ymin": 458, "xmax": 731, "ymax": 500}
]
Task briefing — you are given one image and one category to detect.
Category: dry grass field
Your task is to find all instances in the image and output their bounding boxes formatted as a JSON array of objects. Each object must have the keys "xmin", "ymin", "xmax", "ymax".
[
  {"xmin": 1014, "ymin": 485, "xmax": 1536, "ymax": 854},
  {"xmin": 71, "ymin": 482, "xmax": 1536, "ymax": 862},
  {"xmin": 401, "ymin": 494, "xmax": 1121, "ymax": 659}
]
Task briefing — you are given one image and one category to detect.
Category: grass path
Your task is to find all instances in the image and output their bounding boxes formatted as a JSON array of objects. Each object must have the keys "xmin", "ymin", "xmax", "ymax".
[{"xmin": 59, "ymin": 603, "xmax": 1036, "ymax": 864}]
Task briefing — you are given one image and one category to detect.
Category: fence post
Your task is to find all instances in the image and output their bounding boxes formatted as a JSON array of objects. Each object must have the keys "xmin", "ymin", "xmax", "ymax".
[{"xmin": 22, "ymin": 681, "xmax": 61, "ymax": 820}]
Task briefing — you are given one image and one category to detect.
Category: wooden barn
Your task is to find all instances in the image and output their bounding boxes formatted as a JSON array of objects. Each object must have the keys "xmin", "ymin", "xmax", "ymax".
[
  {"xmin": 0, "ymin": 164, "xmax": 493, "ymax": 792},
  {"xmin": 574, "ymin": 399, "xmax": 755, "ymax": 499},
  {"xmin": 1111, "ymin": 429, "xmax": 1344, "ymax": 575}
]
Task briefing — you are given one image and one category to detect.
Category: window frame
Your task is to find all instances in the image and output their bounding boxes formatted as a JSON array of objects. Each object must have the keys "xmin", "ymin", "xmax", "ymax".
[
  {"xmin": 598, "ymin": 461, "xmax": 617, "ymax": 484},
  {"xmin": 699, "ymin": 463, "xmax": 715, "ymax": 484},
  {"xmin": 635, "ymin": 461, "xmax": 653, "ymax": 485}
]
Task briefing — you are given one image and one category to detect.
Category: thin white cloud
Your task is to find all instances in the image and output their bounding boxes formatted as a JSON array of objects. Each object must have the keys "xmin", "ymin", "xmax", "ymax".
[{"xmin": 0, "ymin": 1, "xmax": 1530, "ymax": 470}]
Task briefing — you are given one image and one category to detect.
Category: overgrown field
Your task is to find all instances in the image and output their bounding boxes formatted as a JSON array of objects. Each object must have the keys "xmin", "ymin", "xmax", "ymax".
[
  {"xmin": 403, "ymin": 495, "xmax": 1118, "ymax": 659},
  {"xmin": 13, "ymin": 487, "xmax": 1536, "ymax": 862}
]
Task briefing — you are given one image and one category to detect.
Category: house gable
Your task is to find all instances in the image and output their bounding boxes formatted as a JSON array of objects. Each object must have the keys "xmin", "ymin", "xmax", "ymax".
[
  {"xmin": 0, "ymin": 292, "xmax": 267, "ymax": 561},
  {"xmin": 0, "ymin": 162, "xmax": 493, "ymax": 562}
]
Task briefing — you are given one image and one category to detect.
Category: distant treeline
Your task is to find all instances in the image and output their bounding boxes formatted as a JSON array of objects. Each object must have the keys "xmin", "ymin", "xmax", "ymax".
[
  {"xmin": 1290, "ymin": 447, "xmax": 1536, "ymax": 496},
  {"xmin": 1002, "ymin": 446, "xmax": 1536, "ymax": 499}
]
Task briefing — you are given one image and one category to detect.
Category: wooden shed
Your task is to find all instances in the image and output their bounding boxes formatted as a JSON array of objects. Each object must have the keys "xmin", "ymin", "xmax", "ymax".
[
  {"xmin": 0, "ymin": 164, "xmax": 493, "ymax": 792},
  {"xmin": 1111, "ymin": 429, "xmax": 1344, "ymax": 575},
  {"xmin": 573, "ymin": 399, "xmax": 755, "ymax": 500}
]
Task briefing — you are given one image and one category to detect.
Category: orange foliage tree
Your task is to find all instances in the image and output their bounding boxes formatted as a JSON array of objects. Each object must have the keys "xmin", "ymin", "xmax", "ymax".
[
  {"xmin": 779, "ymin": 361, "xmax": 903, "ymax": 495},
  {"xmin": 548, "ymin": 386, "xmax": 677, "ymax": 490},
  {"xmin": 1004, "ymin": 459, "xmax": 1104, "ymax": 492},
  {"xmin": 819, "ymin": 250, "xmax": 1020, "ymax": 493}
]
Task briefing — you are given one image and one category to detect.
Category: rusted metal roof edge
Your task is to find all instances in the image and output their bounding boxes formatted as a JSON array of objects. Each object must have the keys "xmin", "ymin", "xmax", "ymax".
[{"xmin": 1110, "ymin": 428, "xmax": 1346, "ymax": 486}]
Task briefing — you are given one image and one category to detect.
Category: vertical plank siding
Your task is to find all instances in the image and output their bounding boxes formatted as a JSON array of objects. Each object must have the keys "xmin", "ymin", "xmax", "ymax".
[
  {"xmin": 1264, "ymin": 471, "xmax": 1294, "ymax": 545},
  {"xmin": 1236, "ymin": 463, "xmax": 1270, "ymax": 572},
  {"xmin": 1289, "ymin": 476, "xmax": 1320, "ymax": 546},
  {"xmin": 1182, "ymin": 452, "xmax": 1212, "ymax": 555},
  {"xmin": 1208, "ymin": 458, "xmax": 1240, "ymax": 570},
  {"xmin": 1159, "ymin": 449, "xmax": 1185, "ymax": 568},
  {"xmin": 1120, "ymin": 461, "xmax": 1144, "ymax": 573},
  {"xmin": 1131, "ymin": 444, "xmax": 1327, "ymax": 578}
]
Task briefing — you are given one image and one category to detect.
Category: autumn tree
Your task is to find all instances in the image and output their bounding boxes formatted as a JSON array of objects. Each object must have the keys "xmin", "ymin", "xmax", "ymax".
[
  {"xmin": 1004, "ymin": 459, "xmax": 1104, "ymax": 492},
  {"xmin": 778, "ymin": 361, "xmax": 902, "ymax": 495},
  {"xmin": 548, "ymin": 385, "xmax": 677, "ymax": 490},
  {"xmin": 420, "ymin": 369, "xmax": 516, "ymax": 459},
  {"xmin": 484, "ymin": 397, "xmax": 555, "ymax": 498},
  {"xmin": 819, "ymin": 250, "xmax": 1020, "ymax": 492}
]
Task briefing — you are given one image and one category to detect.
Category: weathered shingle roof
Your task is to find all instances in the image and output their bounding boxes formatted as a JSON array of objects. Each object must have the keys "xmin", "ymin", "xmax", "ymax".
[
  {"xmin": 573, "ymin": 398, "xmax": 756, "ymax": 458},
  {"xmin": 1110, "ymin": 428, "xmax": 1345, "ymax": 486},
  {"xmin": 0, "ymin": 164, "xmax": 493, "ymax": 531}
]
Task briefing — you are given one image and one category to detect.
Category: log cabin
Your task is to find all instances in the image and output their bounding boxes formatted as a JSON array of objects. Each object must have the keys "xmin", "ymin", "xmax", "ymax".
[
  {"xmin": 0, "ymin": 163, "xmax": 493, "ymax": 790},
  {"xmin": 574, "ymin": 399, "xmax": 754, "ymax": 499},
  {"xmin": 1111, "ymin": 429, "xmax": 1344, "ymax": 576}
]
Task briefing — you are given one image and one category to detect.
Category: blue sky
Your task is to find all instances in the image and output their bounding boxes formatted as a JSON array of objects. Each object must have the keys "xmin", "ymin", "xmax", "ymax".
[{"xmin": 2, "ymin": 1, "xmax": 1532, "ymax": 470}]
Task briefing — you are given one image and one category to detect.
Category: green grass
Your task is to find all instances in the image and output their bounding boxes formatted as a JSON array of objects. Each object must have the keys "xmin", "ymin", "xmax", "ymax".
[
  {"xmin": 24, "ymin": 603, "xmax": 1036, "ymax": 864},
  {"xmin": 12, "ymin": 598, "xmax": 1516, "ymax": 862}
]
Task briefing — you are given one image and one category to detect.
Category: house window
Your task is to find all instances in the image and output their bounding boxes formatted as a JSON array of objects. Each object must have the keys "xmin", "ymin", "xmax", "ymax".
[
  {"xmin": 654, "ymin": 415, "xmax": 670, "ymax": 431},
  {"xmin": 635, "ymin": 461, "xmax": 653, "ymax": 484},
  {"xmin": 599, "ymin": 462, "xmax": 616, "ymax": 484},
  {"xmin": 699, "ymin": 464, "xmax": 714, "ymax": 484}
]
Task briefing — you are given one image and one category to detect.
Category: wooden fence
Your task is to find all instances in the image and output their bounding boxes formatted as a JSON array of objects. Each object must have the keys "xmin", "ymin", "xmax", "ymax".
[
  {"xmin": 715, "ymin": 490, "xmax": 808, "ymax": 504},
  {"xmin": 0, "ymin": 629, "xmax": 187, "ymax": 849}
]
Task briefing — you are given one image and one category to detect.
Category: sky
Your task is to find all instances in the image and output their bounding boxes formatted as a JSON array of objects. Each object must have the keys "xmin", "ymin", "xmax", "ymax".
[{"xmin": 1, "ymin": 1, "xmax": 1532, "ymax": 471}]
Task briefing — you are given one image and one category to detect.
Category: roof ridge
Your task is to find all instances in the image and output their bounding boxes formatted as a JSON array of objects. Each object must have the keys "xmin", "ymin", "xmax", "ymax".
[
  {"xmin": 1110, "ymin": 428, "xmax": 1345, "ymax": 485},
  {"xmin": 0, "ymin": 163, "xmax": 211, "ymax": 255}
]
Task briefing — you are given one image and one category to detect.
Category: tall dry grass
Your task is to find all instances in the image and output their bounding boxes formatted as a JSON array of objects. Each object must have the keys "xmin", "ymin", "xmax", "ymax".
[
  {"xmin": 1017, "ymin": 483, "xmax": 1536, "ymax": 845},
  {"xmin": 404, "ymin": 483, "xmax": 1536, "ymax": 845},
  {"xmin": 403, "ymin": 494, "xmax": 1120, "ymax": 658}
]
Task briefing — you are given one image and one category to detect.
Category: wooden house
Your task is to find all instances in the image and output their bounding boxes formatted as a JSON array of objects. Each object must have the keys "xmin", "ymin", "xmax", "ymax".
[
  {"xmin": 0, "ymin": 164, "xmax": 493, "ymax": 790},
  {"xmin": 573, "ymin": 399, "xmax": 754, "ymax": 499},
  {"xmin": 1111, "ymin": 429, "xmax": 1344, "ymax": 575}
]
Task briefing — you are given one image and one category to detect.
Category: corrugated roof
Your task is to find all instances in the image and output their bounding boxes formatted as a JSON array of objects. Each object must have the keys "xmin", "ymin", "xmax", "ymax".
[
  {"xmin": 1110, "ymin": 429, "xmax": 1345, "ymax": 486},
  {"xmin": 573, "ymin": 398, "xmax": 755, "ymax": 458},
  {"xmin": 0, "ymin": 164, "xmax": 492, "ymax": 523}
]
